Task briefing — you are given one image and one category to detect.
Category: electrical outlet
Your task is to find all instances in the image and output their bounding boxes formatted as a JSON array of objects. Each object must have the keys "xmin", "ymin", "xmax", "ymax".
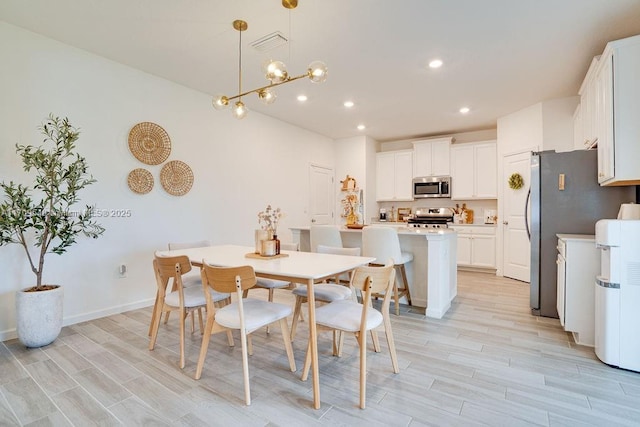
[{"xmin": 118, "ymin": 264, "xmax": 127, "ymax": 278}]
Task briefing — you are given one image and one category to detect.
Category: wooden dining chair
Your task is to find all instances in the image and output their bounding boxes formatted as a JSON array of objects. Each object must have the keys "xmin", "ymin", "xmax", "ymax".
[
  {"xmin": 148, "ymin": 253, "xmax": 230, "ymax": 369},
  {"xmin": 289, "ymin": 245, "xmax": 359, "ymax": 341},
  {"xmin": 153, "ymin": 240, "xmax": 212, "ymax": 333},
  {"xmin": 195, "ymin": 263, "xmax": 296, "ymax": 405},
  {"xmin": 301, "ymin": 261, "xmax": 400, "ymax": 409},
  {"xmin": 249, "ymin": 241, "xmax": 299, "ymax": 333}
]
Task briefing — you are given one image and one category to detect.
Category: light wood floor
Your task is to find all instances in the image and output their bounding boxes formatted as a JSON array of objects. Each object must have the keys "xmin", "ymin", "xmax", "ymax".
[{"xmin": 2, "ymin": 271, "xmax": 640, "ymax": 426}]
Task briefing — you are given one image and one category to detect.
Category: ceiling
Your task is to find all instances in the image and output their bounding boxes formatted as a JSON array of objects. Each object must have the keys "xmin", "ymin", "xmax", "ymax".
[{"xmin": 3, "ymin": 0, "xmax": 640, "ymax": 142}]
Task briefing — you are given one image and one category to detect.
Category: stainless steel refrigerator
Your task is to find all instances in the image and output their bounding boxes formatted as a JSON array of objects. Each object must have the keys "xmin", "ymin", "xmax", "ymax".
[{"xmin": 528, "ymin": 149, "xmax": 635, "ymax": 318}]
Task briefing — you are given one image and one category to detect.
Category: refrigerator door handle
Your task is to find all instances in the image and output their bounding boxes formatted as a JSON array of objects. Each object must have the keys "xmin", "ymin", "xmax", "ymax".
[{"xmin": 524, "ymin": 187, "xmax": 531, "ymax": 241}]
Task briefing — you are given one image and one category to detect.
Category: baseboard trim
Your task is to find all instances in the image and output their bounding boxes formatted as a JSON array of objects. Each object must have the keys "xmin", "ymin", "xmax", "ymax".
[{"xmin": 0, "ymin": 298, "xmax": 155, "ymax": 343}]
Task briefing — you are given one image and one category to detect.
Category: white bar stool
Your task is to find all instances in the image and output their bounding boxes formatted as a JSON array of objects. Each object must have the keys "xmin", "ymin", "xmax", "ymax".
[{"xmin": 362, "ymin": 226, "xmax": 413, "ymax": 315}]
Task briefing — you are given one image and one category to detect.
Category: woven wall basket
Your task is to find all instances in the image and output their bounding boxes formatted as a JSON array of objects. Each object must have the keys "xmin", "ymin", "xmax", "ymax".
[
  {"xmin": 128, "ymin": 122, "xmax": 171, "ymax": 165},
  {"xmin": 160, "ymin": 160, "xmax": 194, "ymax": 196},
  {"xmin": 127, "ymin": 168, "xmax": 154, "ymax": 194}
]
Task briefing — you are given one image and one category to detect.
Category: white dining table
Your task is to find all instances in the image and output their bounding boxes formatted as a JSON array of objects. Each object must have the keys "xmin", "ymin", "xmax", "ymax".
[{"xmin": 157, "ymin": 244, "xmax": 375, "ymax": 409}]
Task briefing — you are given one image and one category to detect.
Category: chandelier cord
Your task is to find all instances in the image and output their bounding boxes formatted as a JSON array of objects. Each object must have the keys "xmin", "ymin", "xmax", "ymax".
[{"xmin": 238, "ymin": 26, "xmax": 242, "ymax": 101}]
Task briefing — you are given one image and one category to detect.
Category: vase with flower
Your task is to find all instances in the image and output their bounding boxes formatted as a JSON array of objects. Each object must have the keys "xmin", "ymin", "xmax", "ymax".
[{"xmin": 257, "ymin": 205, "xmax": 283, "ymax": 255}]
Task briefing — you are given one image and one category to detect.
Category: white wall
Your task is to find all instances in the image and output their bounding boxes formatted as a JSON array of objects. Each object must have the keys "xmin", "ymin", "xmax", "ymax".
[
  {"xmin": 542, "ymin": 97, "xmax": 579, "ymax": 152},
  {"xmin": 0, "ymin": 23, "xmax": 334, "ymax": 340},
  {"xmin": 334, "ymin": 135, "xmax": 379, "ymax": 224}
]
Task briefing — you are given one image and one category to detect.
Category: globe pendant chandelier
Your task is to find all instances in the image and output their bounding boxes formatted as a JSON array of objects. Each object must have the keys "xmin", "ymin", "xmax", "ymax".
[{"xmin": 212, "ymin": 0, "xmax": 328, "ymax": 119}]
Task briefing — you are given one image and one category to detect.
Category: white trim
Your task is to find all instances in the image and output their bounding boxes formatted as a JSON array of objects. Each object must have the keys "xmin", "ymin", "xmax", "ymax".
[{"xmin": 0, "ymin": 298, "xmax": 155, "ymax": 342}]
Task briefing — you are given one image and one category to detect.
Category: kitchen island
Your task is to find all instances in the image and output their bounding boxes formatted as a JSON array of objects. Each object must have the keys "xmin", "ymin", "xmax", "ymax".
[{"xmin": 290, "ymin": 226, "xmax": 457, "ymax": 319}]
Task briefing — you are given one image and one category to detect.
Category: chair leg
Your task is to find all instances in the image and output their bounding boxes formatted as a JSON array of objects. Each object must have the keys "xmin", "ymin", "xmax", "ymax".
[
  {"xmin": 190, "ymin": 311, "xmax": 196, "ymax": 334},
  {"xmin": 384, "ymin": 314, "xmax": 400, "ymax": 374},
  {"xmin": 194, "ymin": 313, "xmax": 215, "ymax": 380},
  {"xmin": 148, "ymin": 298, "xmax": 164, "ymax": 350},
  {"xmin": 359, "ymin": 327, "xmax": 367, "ymax": 409},
  {"xmin": 279, "ymin": 318, "xmax": 297, "ymax": 372},
  {"xmin": 371, "ymin": 329, "xmax": 381, "ymax": 352},
  {"xmin": 399, "ymin": 264, "xmax": 411, "ymax": 306},
  {"xmin": 290, "ymin": 296, "xmax": 304, "ymax": 341},
  {"xmin": 247, "ymin": 334, "xmax": 254, "ymax": 356},
  {"xmin": 266, "ymin": 288, "xmax": 275, "ymax": 334},
  {"xmin": 163, "ymin": 311, "xmax": 170, "ymax": 325},
  {"xmin": 394, "ymin": 281, "xmax": 400, "ymax": 316},
  {"xmin": 148, "ymin": 293, "xmax": 160, "ymax": 336},
  {"xmin": 301, "ymin": 341, "xmax": 312, "ymax": 381},
  {"xmin": 197, "ymin": 308, "xmax": 204, "ymax": 335},
  {"xmin": 239, "ymin": 327, "xmax": 251, "ymax": 405},
  {"xmin": 179, "ymin": 310, "xmax": 187, "ymax": 369},
  {"xmin": 337, "ymin": 331, "xmax": 345, "ymax": 357}
]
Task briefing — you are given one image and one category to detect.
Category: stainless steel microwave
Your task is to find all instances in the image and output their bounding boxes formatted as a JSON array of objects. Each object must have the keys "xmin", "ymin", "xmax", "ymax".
[{"xmin": 412, "ymin": 176, "xmax": 451, "ymax": 198}]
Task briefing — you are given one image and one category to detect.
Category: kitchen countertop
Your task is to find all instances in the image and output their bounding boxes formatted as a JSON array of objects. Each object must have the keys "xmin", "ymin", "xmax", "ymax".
[
  {"xmin": 366, "ymin": 221, "xmax": 497, "ymax": 228},
  {"xmin": 556, "ymin": 234, "xmax": 595, "ymax": 241}
]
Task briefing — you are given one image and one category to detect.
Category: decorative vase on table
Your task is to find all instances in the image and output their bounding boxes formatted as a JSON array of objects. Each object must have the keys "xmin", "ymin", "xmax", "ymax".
[
  {"xmin": 255, "ymin": 229, "xmax": 268, "ymax": 254},
  {"xmin": 273, "ymin": 234, "xmax": 280, "ymax": 255}
]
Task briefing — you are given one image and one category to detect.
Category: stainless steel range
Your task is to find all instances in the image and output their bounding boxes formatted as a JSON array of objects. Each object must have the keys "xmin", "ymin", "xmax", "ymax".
[{"xmin": 407, "ymin": 207, "xmax": 454, "ymax": 229}]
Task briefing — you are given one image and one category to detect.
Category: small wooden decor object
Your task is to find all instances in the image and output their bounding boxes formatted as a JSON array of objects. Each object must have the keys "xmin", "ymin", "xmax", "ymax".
[
  {"xmin": 128, "ymin": 122, "xmax": 172, "ymax": 165},
  {"xmin": 127, "ymin": 168, "xmax": 154, "ymax": 194},
  {"xmin": 160, "ymin": 160, "xmax": 194, "ymax": 196},
  {"xmin": 340, "ymin": 175, "xmax": 357, "ymax": 191},
  {"xmin": 346, "ymin": 224, "xmax": 365, "ymax": 229},
  {"xmin": 245, "ymin": 252, "xmax": 290, "ymax": 259},
  {"xmin": 397, "ymin": 208, "xmax": 411, "ymax": 222}
]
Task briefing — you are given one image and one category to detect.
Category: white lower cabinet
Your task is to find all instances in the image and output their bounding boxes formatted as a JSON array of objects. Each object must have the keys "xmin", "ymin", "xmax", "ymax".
[
  {"xmin": 450, "ymin": 225, "xmax": 496, "ymax": 268},
  {"xmin": 556, "ymin": 234, "xmax": 598, "ymax": 347}
]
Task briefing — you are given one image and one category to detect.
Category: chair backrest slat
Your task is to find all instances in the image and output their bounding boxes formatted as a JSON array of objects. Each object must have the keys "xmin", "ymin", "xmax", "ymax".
[
  {"xmin": 201, "ymin": 263, "xmax": 257, "ymax": 294},
  {"xmin": 154, "ymin": 253, "xmax": 192, "ymax": 277},
  {"xmin": 349, "ymin": 262, "xmax": 394, "ymax": 295}
]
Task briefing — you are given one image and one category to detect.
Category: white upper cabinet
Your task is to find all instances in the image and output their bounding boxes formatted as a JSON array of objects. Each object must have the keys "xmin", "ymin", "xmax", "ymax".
[
  {"xmin": 578, "ymin": 57, "xmax": 600, "ymax": 150},
  {"xmin": 450, "ymin": 141, "xmax": 497, "ymax": 200},
  {"xmin": 594, "ymin": 35, "xmax": 640, "ymax": 186},
  {"xmin": 412, "ymin": 137, "xmax": 451, "ymax": 177},
  {"xmin": 376, "ymin": 150, "xmax": 414, "ymax": 201}
]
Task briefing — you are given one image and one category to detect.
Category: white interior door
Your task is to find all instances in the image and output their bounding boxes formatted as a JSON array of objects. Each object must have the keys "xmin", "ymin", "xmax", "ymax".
[
  {"xmin": 503, "ymin": 151, "xmax": 531, "ymax": 282},
  {"xmin": 309, "ymin": 164, "xmax": 334, "ymax": 225}
]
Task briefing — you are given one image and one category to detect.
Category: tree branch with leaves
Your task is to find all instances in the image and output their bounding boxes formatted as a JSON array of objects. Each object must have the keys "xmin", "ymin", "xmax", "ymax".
[{"xmin": 0, "ymin": 115, "xmax": 105, "ymax": 290}]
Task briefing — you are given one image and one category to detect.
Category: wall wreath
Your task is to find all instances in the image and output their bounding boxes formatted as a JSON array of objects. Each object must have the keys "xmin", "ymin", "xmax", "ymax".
[{"xmin": 508, "ymin": 172, "xmax": 524, "ymax": 190}]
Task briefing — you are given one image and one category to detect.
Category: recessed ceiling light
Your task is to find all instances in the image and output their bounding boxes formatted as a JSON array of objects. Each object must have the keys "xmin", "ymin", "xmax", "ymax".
[
  {"xmin": 459, "ymin": 107, "xmax": 470, "ymax": 114},
  {"xmin": 429, "ymin": 59, "xmax": 443, "ymax": 69},
  {"xmin": 297, "ymin": 95, "xmax": 308, "ymax": 102},
  {"xmin": 357, "ymin": 124, "xmax": 366, "ymax": 130},
  {"xmin": 344, "ymin": 101, "xmax": 354, "ymax": 108}
]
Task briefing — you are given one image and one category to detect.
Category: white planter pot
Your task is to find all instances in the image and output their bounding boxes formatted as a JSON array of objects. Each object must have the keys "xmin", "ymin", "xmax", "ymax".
[{"xmin": 16, "ymin": 285, "xmax": 63, "ymax": 347}]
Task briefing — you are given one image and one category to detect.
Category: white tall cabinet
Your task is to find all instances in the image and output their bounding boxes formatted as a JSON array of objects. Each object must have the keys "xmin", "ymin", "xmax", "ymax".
[
  {"xmin": 412, "ymin": 137, "xmax": 451, "ymax": 177},
  {"xmin": 450, "ymin": 141, "xmax": 497, "ymax": 200},
  {"xmin": 376, "ymin": 150, "xmax": 414, "ymax": 201}
]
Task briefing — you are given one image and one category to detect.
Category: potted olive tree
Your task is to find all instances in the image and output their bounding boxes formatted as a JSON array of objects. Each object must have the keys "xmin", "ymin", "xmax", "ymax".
[{"xmin": 0, "ymin": 114, "xmax": 104, "ymax": 347}]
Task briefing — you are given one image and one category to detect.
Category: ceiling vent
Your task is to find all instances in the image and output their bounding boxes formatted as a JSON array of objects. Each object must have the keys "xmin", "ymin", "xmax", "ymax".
[{"xmin": 250, "ymin": 31, "xmax": 288, "ymax": 52}]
